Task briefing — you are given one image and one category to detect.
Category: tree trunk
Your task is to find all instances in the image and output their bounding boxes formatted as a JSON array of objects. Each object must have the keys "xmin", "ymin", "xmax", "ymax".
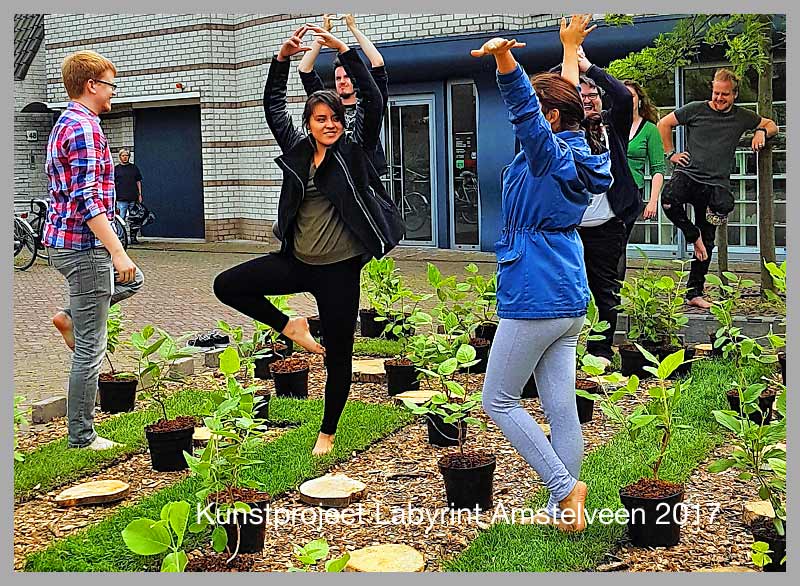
[
  {"xmin": 758, "ymin": 16, "xmax": 777, "ymax": 296},
  {"xmin": 717, "ymin": 225, "xmax": 729, "ymax": 284}
]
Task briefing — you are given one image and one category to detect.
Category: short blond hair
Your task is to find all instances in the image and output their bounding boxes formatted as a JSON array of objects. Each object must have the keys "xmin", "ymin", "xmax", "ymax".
[
  {"xmin": 61, "ymin": 50, "xmax": 117, "ymax": 99},
  {"xmin": 713, "ymin": 68, "xmax": 740, "ymax": 93},
  {"xmin": 118, "ymin": 148, "xmax": 130, "ymax": 156}
]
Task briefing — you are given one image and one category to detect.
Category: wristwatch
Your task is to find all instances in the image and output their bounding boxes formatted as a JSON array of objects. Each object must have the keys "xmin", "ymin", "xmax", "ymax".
[{"xmin": 664, "ymin": 150, "xmax": 677, "ymax": 159}]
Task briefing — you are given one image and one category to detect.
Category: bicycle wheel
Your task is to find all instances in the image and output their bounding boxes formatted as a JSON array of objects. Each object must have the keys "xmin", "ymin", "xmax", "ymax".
[
  {"xmin": 402, "ymin": 192, "xmax": 429, "ymax": 232},
  {"xmin": 113, "ymin": 216, "xmax": 129, "ymax": 250},
  {"xmin": 14, "ymin": 217, "xmax": 37, "ymax": 271}
]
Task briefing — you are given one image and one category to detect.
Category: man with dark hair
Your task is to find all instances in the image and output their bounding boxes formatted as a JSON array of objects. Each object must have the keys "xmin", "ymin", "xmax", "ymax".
[
  {"xmin": 298, "ymin": 14, "xmax": 388, "ymax": 176},
  {"xmin": 658, "ymin": 68, "xmax": 778, "ymax": 309},
  {"xmin": 573, "ymin": 45, "xmax": 638, "ymax": 367}
]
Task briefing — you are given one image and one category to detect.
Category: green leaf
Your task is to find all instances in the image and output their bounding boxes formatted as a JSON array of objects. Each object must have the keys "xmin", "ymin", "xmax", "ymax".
[
  {"xmin": 438, "ymin": 358, "xmax": 458, "ymax": 376},
  {"xmin": 122, "ymin": 519, "xmax": 171, "ymax": 556},
  {"xmin": 708, "ymin": 458, "xmax": 737, "ymax": 473},
  {"xmin": 657, "ymin": 349, "xmax": 685, "ymax": 380},
  {"xmin": 325, "ymin": 553, "xmax": 350, "ymax": 572},
  {"xmin": 303, "ymin": 538, "xmax": 330, "ymax": 561},
  {"xmin": 211, "ymin": 525, "xmax": 228, "ymax": 553},
  {"xmin": 167, "ymin": 501, "xmax": 190, "ymax": 548},
  {"xmin": 161, "ymin": 551, "xmax": 188, "ymax": 573},
  {"xmin": 634, "ymin": 343, "xmax": 659, "ymax": 366},
  {"xmin": 456, "ymin": 344, "xmax": 477, "ymax": 364},
  {"xmin": 712, "ymin": 410, "xmax": 742, "ymax": 434},
  {"xmin": 219, "ymin": 346, "xmax": 241, "ymax": 375}
]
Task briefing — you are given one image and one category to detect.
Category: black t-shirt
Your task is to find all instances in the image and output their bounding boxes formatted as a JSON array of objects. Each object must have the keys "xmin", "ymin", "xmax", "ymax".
[{"xmin": 114, "ymin": 163, "xmax": 143, "ymax": 202}]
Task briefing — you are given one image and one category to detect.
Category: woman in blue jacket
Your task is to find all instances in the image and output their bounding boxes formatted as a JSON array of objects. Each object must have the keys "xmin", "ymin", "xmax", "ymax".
[{"xmin": 474, "ymin": 15, "xmax": 611, "ymax": 532}]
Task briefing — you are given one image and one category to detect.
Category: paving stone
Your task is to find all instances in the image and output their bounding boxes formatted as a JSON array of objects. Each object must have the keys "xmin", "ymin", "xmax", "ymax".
[
  {"xmin": 203, "ymin": 347, "xmax": 226, "ymax": 369},
  {"xmin": 31, "ymin": 396, "xmax": 66, "ymax": 423}
]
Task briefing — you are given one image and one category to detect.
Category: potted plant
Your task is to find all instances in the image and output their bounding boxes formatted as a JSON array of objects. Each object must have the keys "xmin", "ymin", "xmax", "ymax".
[
  {"xmin": 403, "ymin": 343, "xmax": 495, "ymax": 511},
  {"xmin": 122, "ymin": 500, "xmax": 198, "ymax": 572},
  {"xmin": 427, "ymin": 263, "xmax": 489, "ymax": 373},
  {"xmin": 131, "ymin": 326, "xmax": 200, "ymax": 472},
  {"xmin": 216, "ymin": 318, "xmax": 272, "ymax": 421},
  {"xmin": 709, "ymin": 381, "xmax": 786, "ymax": 571},
  {"xmin": 604, "ymin": 345, "xmax": 692, "ymax": 548},
  {"xmin": 360, "ymin": 257, "xmax": 399, "ymax": 338},
  {"xmin": 763, "ymin": 260, "xmax": 786, "ymax": 384},
  {"xmin": 573, "ymin": 297, "xmax": 611, "ymax": 423},
  {"xmin": 382, "ymin": 282, "xmax": 431, "ymax": 395},
  {"xmin": 98, "ymin": 304, "xmax": 139, "ymax": 413},
  {"xmin": 247, "ymin": 296, "xmax": 296, "ymax": 380},
  {"xmin": 185, "ymin": 346, "xmax": 271, "ymax": 557},
  {"xmin": 618, "ymin": 255, "xmax": 691, "ymax": 378},
  {"xmin": 706, "ymin": 270, "xmax": 756, "ymax": 358},
  {"xmin": 464, "ymin": 264, "xmax": 498, "ymax": 343}
]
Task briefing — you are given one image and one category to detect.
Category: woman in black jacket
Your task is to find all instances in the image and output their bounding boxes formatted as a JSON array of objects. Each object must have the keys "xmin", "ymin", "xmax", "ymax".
[{"xmin": 214, "ymin": 25, "xmax": 402, "ymax": 456}]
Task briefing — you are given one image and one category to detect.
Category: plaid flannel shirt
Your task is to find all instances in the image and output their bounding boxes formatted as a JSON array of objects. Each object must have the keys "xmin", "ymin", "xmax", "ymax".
[{"xmin": 44, "ymin": 101, "xmax": 115, "ymax": 249}]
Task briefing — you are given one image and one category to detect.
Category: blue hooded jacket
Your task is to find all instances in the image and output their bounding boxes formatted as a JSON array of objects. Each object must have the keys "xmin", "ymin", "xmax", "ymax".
[{"xmin": 495, "ymin": 65, "xmax": 612, "ymax": 319}]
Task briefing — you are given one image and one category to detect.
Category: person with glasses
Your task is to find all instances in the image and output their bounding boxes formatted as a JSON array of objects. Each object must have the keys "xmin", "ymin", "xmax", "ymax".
[
  {"xmin": 573, "ymin": 45, "xmax": 638, "ymax": 369},
  {"xmin": 45, "ymin": 50, "xmax": 143, "ymax": 451}
]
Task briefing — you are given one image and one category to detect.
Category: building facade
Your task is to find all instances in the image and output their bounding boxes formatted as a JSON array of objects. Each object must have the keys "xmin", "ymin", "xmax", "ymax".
[{"xmin": 13, "ymin": 13, "xmax": 785, "ymax": 259}]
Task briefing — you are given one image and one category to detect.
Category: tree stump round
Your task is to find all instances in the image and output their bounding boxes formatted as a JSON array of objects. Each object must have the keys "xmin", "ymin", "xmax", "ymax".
[
  {"xmin": 54, "ymin": 480, "xmax": 130, "ymax": 507},
  {"xmin": 345, "ymin": 544, "xmax": 424, "ymax": 572},
  {"xmin": 298, "ymin": 474, "xmax": 367, "ymax": 508}
]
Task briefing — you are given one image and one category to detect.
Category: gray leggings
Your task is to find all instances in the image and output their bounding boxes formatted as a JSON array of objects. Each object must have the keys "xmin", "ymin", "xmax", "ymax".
[{"xmin": 482, "ymin": 316, "xmax": 584, "ymax": 515}]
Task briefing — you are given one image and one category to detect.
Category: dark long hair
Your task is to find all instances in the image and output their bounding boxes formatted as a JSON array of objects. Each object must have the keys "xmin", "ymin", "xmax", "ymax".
[
  {"xmin": 302, "ymin": 90, "xmax": 346, "ymax": 132},
  {"xmin": 623, "ymin": 80, "xmax": 660, "ymax": 125},
  {"xmin": 531, "ymin": 73, "xmax": 607, "ymax": 155}
]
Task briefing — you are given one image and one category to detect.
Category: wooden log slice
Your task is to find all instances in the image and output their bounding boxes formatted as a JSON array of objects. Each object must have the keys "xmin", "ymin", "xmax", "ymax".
[
  {"xmin": 742, "ymin": 500, "xmax": 775, "ymax": 525},
  {"xmin": 694, "ymin": 343, "xmax": 714, "ymax": 356},
  {"xmin": 352, "ymin": 359, "xmax": 387, "ymax": 384},
  {"xmin": 193, "ymin": 426, "xmax": 213, "ymax": 444},
  {"xmin": 54, "ymin": 480, "xmax": 130, "ymax": 507},
  {"xmin": 392, "ymin": 389, "xmax": 440, "ymax": 406},
  {"xmin": 345, "ymin": 544, "xmax": 425, "ymax": 572},
  {"xmin": 299, "ymin": 474, "xmax": 367, "ymax": 508}
]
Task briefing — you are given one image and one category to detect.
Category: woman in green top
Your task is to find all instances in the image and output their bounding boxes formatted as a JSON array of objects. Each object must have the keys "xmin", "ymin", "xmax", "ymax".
[{"xmin": 624, "ymin": 80, "xmax": 665, "ymax": 221}]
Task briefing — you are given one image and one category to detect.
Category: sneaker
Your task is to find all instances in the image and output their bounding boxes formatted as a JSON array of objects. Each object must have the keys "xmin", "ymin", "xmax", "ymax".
[
  {"xmin": 597, "ymin": 356, "xmax": 612, "ymax": 371},
  {"xmin": 86, "ymin": 436, "xmax": 122, "ymax": 450}
]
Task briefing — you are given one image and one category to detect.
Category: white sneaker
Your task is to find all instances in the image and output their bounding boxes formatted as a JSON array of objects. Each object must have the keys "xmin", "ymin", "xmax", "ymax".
[
  {"xmin": 87, "ymin": 436, "xmax": 122, "ymax": 450},
  {"xmin": 597, "ymin": 356, "xmax": 612, "ymax": 372}
]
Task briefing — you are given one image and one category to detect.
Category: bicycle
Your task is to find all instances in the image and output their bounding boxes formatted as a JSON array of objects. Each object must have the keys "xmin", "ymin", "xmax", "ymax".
[
  {"xmin": 454, "ymin": 170, "xmax": 479, "ymax": 225},
  {"xmin": 13, "ymin": 213, "xmax": 37, "ymax": 271},
  {"xmin": 391, "ymin": 165, "xmax": 431, "ymax": 232}
]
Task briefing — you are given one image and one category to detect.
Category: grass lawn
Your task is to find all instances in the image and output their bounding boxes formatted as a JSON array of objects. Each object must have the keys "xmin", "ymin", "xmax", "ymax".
[
  {"xmin": 23, "ymin": 396, "xmax": 412, "ymax": 572},
  {"xmin": 446, "ymin": 359, "xmax": 771, "ymax": 572}
]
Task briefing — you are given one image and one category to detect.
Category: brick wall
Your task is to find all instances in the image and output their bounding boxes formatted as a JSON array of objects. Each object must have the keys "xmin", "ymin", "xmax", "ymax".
[{"xmin": 22, "ymin": 13, "xmax": 571, "ymax": 238}]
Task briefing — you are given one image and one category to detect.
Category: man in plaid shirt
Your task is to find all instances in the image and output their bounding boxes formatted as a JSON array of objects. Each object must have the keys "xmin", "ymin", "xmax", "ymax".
[{"xmin": 46, "ymin": 50, "xmax": 144, "ymax": 450}]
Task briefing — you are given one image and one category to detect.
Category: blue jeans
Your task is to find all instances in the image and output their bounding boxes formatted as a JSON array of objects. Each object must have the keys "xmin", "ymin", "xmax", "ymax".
[
  {"xmin": 116, "ymin": 200, "xmax": 133, "ymax": 221},
  {"xmin": 50, "ymin": 248, "xmax": 144, "ymax": 447},
  {"xmin": 482, "ymin": 316, "xmax": 584, "ymax": 516}
]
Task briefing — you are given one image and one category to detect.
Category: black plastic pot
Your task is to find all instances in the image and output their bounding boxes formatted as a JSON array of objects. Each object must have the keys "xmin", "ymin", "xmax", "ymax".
[
  {"xmin": 521, "ymin": 373, "xmax": 538, "ymax": 399},
  {"xmin": 219, "ymin": 498, "xmax": 269, "ymax": 554},
  {"xmin": 254, "ymin": 392, "xmax": 271, "ymax": 421},
  {"xmin": 475, "ymin": 322, "xmax": 498, "ymax": 343},
  {"xmin": 359, "ymin": 309, "xmax": 382, "ymax": 338},
  {"xmin": 576, "ymin": 395, "xmax": 595, "ymax": 424},
  {"xmin": 273, "ymin": 368, "xmax": 309, "ymax": 399},
  {"xmin": 385, "ymin": 361, "xmax": 420, "ymax": 396},
  {"xmin": 726, "ymin": 390, "xmax": 774, "ymax": 424},
  {"xmin": 620, "ymin": 344, "xmax": 651, "ymax": 379},
  {"xmin": 778, "ymin": 352, "xmax": 786, "ymax": 385},
  {"xmin": 98, "ymin": 377, "xmax": 137, "ymax": 413},
  {"xmin": 619, "ymin": 484, "xmax": 684, "ymax": 548},
  {"xmin": 749, "ymin": 518, "xmax": 786, "ymax": 572},
  {"xmin": 438, "ymin": 452, "xmax": 496, "ymax": 511},
  {"xmin": 145, "ymin": 424, "xmax": 195, "ymax": 472},
  {"xmin": 426, "ymin": 414, "xmax": 467, "ymax": 447}
]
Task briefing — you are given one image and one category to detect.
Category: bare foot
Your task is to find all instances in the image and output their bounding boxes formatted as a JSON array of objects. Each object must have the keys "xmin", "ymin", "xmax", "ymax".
[
  {"xmin": 312, "ymin": 432, "xmax": 334, "ymax": 456},
  {"xmin": 282, "ymin": 317, "xmax": 325, "ymax": 355},
  {"xmin": 687, "ymin": 296, "xmax": 712, "ymax": 310},
  {"xmin": 557, "ymin": 480, "xmax": 588, "ymax": 533},
  {"xmin": 693, "ymin": 237, "xmax": 708, "ymax": 262},
  {"xmin": 52, "ymin": 310, "xmax": 75, "ymax": 351}
]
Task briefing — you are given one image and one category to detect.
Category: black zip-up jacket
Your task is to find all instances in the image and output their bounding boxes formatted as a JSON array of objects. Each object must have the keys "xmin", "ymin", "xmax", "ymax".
[
  {"xmin": 585, "ymin": 64, "xmax": 641, "ymax": 227},
  {"xmin": 299, "ymin": 62, "xmax": 389, "ymax": 176},
  {"xmin": 263, "ymin": 49, "xmax": 403, "ymax": 260}
]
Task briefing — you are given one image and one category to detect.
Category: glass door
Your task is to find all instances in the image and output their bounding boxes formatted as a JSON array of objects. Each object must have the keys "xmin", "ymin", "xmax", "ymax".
[
  {"xmin": 382, "ymin": 95, "xmax": 437, "ymax": 246},
  {"xmin": 448, "ymin": 81, "xmax": 480, "ymax": 249}
]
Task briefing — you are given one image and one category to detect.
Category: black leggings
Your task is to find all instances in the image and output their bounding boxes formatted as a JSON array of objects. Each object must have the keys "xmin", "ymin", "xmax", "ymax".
[{"xmin": 213, "ymin": 252, "xmax": 364, "ymax": 435}]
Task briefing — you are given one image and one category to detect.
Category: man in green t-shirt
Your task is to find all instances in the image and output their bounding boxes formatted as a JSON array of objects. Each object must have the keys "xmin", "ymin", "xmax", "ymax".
[{"xmin": 658, "ymin": 68, "xmax": 778, "ymax": 309}]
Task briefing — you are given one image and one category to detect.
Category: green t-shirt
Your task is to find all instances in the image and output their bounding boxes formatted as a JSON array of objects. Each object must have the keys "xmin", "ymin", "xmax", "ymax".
[
  {"xmin": 626, "ymin": 119, "xmax": 666, "ymax": 190},
  {"xmin": 673, "ymin": 100, "xmax": 761, "ymax": 188},
  {"xmin": 293, "ymin": 163, "xmax": 367, "ymax": 265}
]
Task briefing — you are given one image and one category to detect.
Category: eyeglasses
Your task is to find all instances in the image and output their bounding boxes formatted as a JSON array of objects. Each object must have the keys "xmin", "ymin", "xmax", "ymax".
[
  {"xmin": 582, "ymin": 92, "xmax": 600, "ymax": 100},
  {"xmin": 92, "ymin": 79, "xmax": 118, "ymax": 91}
]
